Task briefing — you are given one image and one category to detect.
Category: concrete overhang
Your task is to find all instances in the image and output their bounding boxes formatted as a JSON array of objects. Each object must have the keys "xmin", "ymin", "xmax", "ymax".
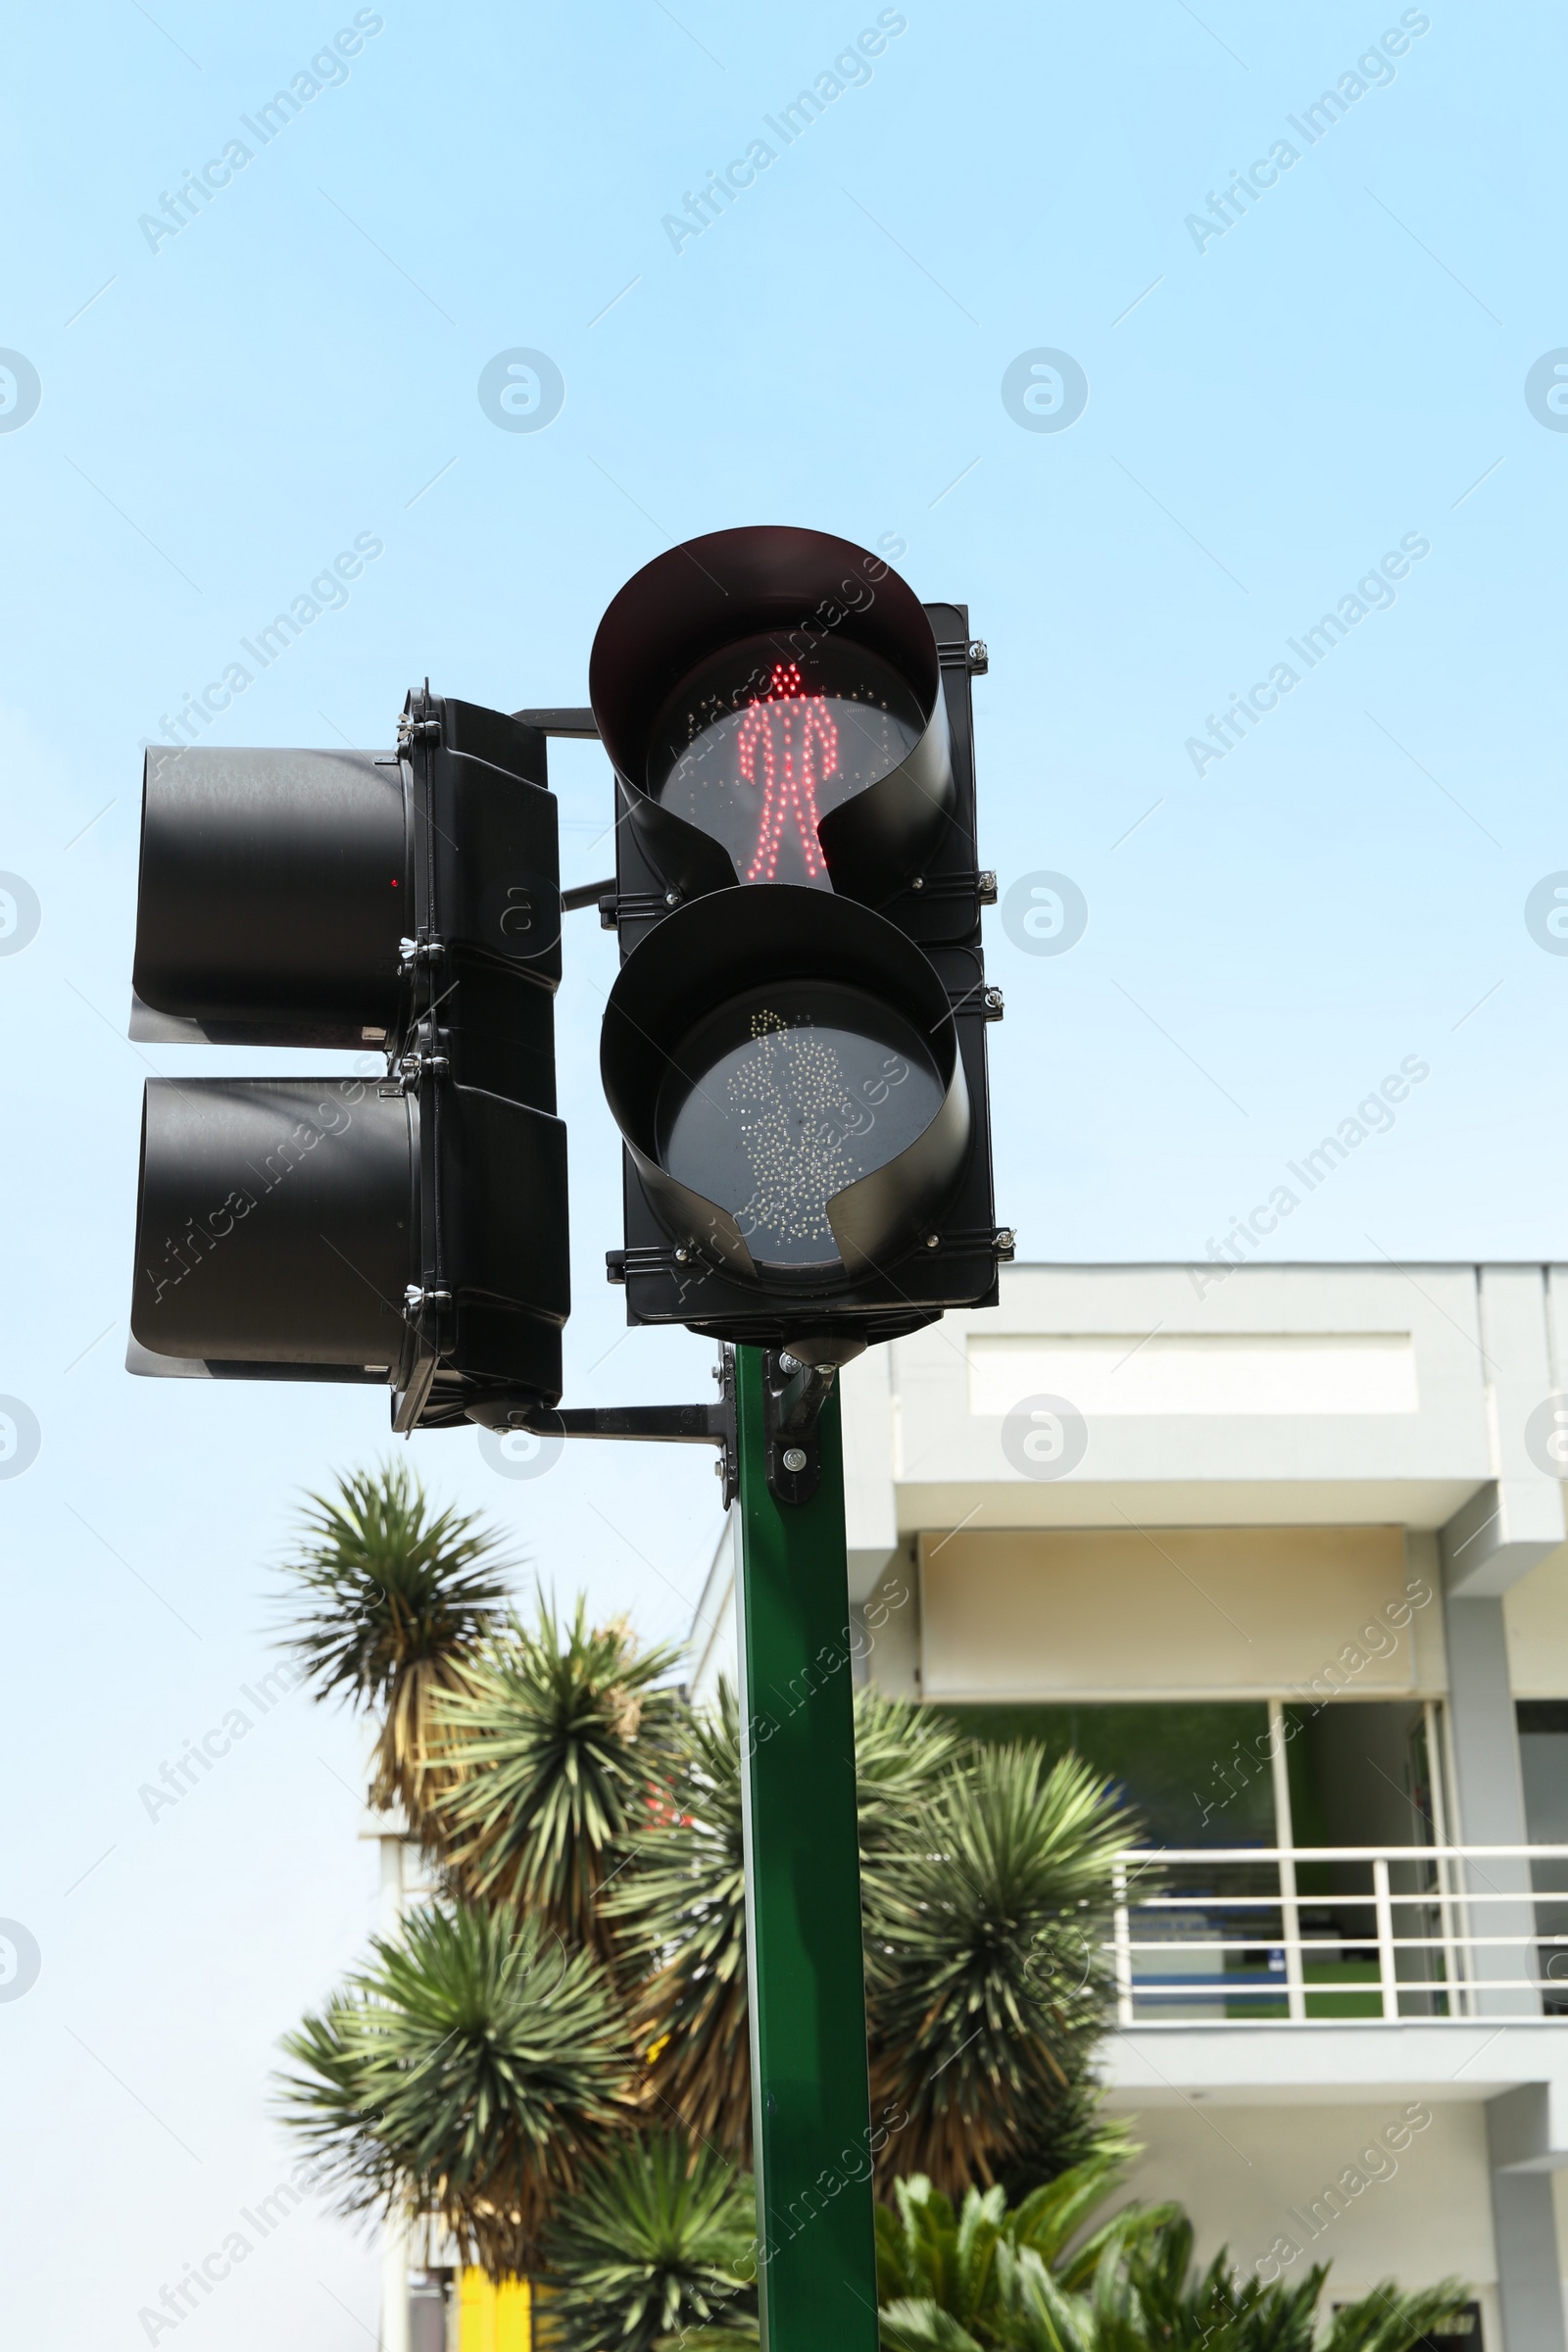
[
  {"xmin": 1442, "ymin": 1479, "xmax": 1568, "ymax": 1598},
  {"xmin": 894, "ymin": 1478, "xmax": 1484, "ymax": 1537},
  {"xmin": 1102, "ymin": 2024, "xmax": 1568, "ymax": 2163}
]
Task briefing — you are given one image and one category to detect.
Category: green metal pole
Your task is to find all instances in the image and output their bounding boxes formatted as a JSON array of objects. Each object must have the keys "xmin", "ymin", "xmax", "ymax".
[{"xmin": 733, "ymin": 1344, "xmax": 880, "ymax": 2352}]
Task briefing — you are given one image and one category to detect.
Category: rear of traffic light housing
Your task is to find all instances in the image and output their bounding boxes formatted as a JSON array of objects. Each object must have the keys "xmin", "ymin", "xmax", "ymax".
[
  {"xmin": 590, "ymin": 525, "xmax": 1004, "ymax": 1354},
  {"xmin": 127, "ymin": 692, "xmax": 569, "ymax": 1429}
]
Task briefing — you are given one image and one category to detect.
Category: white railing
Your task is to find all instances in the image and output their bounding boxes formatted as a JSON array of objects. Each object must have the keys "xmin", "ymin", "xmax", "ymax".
[{"xmin": 1108, "ymin": 1845, "xmax": 1568, "ymax": 2025}]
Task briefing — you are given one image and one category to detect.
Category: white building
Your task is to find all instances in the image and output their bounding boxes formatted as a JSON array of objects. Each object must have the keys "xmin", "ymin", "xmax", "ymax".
[{"xmin": 691, "ymin": 1261, "xmax": 1568, "ymax": 2352}]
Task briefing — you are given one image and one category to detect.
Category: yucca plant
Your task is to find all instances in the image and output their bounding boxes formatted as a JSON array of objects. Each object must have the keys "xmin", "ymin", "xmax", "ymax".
[
  {"xmin": 537, "ymin": 2128, "xmax": 759, "ymax": 2351},
  {"xmin": 278, "ymin": 1461, "xmax": 512, "ymax": 1820},
  {"xmin": 603, "ymin": 1683, "xmax": 750, "ymax": 2155},
  {"xmin": 606, "ymin": 1682, "xmax": 968, "ymax": 2158},
  {"xmin": 853, "ymin": 1688, "xmax": 967, "ymax": 1901},
  {"xmin": 430, "ymin": 1596, "xmax": 683, "ymax": 1958},
  {"xmin": 864, "ymin": 1744, "xmax": 1131, "ymax": 2195},
  {"xmin": 277, "ymin": 1898, "xmax": 634, "ymax": 2276}
]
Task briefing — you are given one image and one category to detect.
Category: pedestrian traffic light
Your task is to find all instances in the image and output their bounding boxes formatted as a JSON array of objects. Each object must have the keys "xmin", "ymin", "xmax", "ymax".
[
  {"xmin": 126, "ymin": 689, "xmax": 570, "ymax": 1431},
  {"xmin": 590, "ymin": 526, "xmax": 1008, "ymax": 1356}
]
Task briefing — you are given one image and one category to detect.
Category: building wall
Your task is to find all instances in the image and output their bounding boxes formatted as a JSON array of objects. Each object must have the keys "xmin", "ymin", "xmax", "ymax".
[
  {"xmin": 884, "ymin": 1263, "xmax": 1498, "ymax": 1534},
  {"xmin": 863, "ymin": 1548, "xmax": 920, "ymax": 1701},
  {"xmin": 919, "ymin": 1525, "xmax": 1431, "ymax": 1703},
  {"xmin": 1554, "ymin": 2177, "xmax": 1568, "ymax": 2343},
  {"xmin": 1406, "ymin": 1532, "xmax": 1450, "ymax": 1691},
  {"xmin": 1507, "ymin": 1547, "xmax": 1568, "ymax": 1698}
]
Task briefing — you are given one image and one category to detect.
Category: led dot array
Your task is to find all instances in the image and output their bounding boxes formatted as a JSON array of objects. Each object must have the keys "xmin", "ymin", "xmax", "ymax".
[
  {"xmin": 727, "ymin": 1008, "xmax": 867, "ymax": 1250},
  {"xmin": 738, "ymin": 664, "xmax": 837, "ymax": 883}
]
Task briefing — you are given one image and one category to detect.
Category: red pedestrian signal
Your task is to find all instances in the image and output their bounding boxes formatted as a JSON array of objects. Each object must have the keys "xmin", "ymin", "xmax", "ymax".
[{"xmin": 590, "ymin": 525, "xmax": 1006, "ymax": 1355}]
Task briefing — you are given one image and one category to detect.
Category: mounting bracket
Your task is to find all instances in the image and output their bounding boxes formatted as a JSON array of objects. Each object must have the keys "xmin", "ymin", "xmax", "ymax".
[
  {"xmin": 760, "ymin": 1349, "xmax": 837, "ymax": 1507},
  {"xmin": 492, "ymin": 1346, "xmax": 738, "ymax": 1506}
]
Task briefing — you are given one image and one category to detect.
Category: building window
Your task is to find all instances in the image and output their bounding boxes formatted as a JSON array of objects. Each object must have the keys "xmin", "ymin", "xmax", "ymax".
[
  {"xmin": 1517, "ymin": 1702, "xmax": 1568, "ymax": 2014},
  {"xmin": 939, "ymin": 1696, "xmax": 1457, "ymax": 2020},
  {"xmin": 934, "ymin": 1699, "xmax": 1275, "ymax": 1847}
]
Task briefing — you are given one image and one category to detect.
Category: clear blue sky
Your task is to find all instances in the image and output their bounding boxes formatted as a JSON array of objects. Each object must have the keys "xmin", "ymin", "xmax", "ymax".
[{"xmin": 3, "ymin": 2, "xmax": 1564, "ymax": 2339}]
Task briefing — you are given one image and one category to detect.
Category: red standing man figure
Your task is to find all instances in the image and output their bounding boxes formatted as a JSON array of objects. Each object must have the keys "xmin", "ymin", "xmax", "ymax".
[{"xmin": 738, "ymin": 661, "xmax": 840, "ymax": 882}]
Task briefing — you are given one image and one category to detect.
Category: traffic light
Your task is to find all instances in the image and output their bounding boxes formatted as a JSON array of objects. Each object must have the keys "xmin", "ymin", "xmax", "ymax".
[
  {"xmin": 590, "ymin": 526, "xmax": 1007, "ymax": 1357},
  {"xmin": 126, "ymin": 688, "xmax": 570, "ymax": 1431}
]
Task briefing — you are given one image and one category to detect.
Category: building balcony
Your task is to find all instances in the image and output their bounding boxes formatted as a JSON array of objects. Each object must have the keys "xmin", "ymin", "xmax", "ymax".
[
  {"xmin": 1102, "ymin": 1840, "xmax": 1568, "ymax": 2184},
  {"xmin": 1110, "ymin": 1841, "xmax": 1568, "ymax": 2027}
]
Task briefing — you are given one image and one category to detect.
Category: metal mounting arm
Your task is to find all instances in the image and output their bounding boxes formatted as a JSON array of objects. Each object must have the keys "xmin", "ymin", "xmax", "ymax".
[
  {"xmin": 474, "ymin": 1348, "xmax": 738, "ymax": 1505},
  {"xmin": 511, "ymin": 707, "xmax": 600, "ymax": 738},
  {"xmin": 477, "ymin": 1343, "xmax": 831, "ymax": 1513}
]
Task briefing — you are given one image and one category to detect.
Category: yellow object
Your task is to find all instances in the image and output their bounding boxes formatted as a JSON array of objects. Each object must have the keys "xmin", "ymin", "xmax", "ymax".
[{"xmin": 459, "ymin": 2267, "xmax": 532, "ymax": 2351}]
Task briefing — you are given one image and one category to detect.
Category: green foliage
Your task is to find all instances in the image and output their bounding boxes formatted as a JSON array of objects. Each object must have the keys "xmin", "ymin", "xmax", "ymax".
[
  {"xmin": 275, "ymin": 1516, "xmax": 1473, "ymax": 2352},
  {"xmin": 879, "ymin": 2179, "xmax": 1010, "ymax": 2341},
  {"xmin": 604, "ymin": 1682, "xmax": 979, "ymax": 2163},
  {"xmin": 602, "ymin": 1684, "xmax": 751, "ymax": 2156},
  {"xmin": 874, "ymin": 2152, "xmax": 1175, "ymax": 2332},
  {"xmin": 277, "ymin": 1460, "xmax": 513, "ymax": 1816},
  {"xmin": 1319, "ymin": 2278, "xmax": 1476, "ymax": 2352},
  {"xmin": 431, "ymin": 1596, "xmax": 683, "ymax": 1957},
  {"xmin": 276, "ymin": 1484, "xmax": 1138, "ymax": 2258},
  {"xmin": 1115, "ymin": 2217, "xmax": 1469, "ymax": 2352},
  {"xmin": 865, "ymin": 1745, "xmax": 1130, "ymax": 2190},
  {"xmin": 855, "ymin": 1688, "xmax": 968, "ymax": 1894},
  {"xmin": 877, "ymin": 2197, "xmax": 1470, "ymax": 2352},
  {"xmin": 277, "ymin": 1899, "xmax": 633, "ymax": 2275},
  {"xmin": 992, "ymin": 2080, "xmax": 1129, "ymax": 2209},
  {"xmin": 537, "ymin": 2128, "xmax": 759, "ymax": 2352}
]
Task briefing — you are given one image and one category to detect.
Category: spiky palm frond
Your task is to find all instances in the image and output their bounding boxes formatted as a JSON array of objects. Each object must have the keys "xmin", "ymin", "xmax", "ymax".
[
  {"xmin": 878, "ymin": 2298, "xmax": 994, "ymax": 2352},
  {"xmin": 605, "ymin": 1684, "xmax": 963, "ymax": 2160},
  {"xmin": 603, "ymin": 1684, "xmax": 751, "ymax": 2156},
  {"xmin": 1319, "ymin": 2279, "xmax": 1477, "ymax": 2352},
  {"xmin": 853, "ymin": 1690, "xmax": 966, "ymax": 1897},
  {"xmin": 864, "ymin": 1745, "xmax": 1133, "ymax": 2196},
  {"xmin": 537, "ymin": 2128, "xmax": 759, "ymax": 2352},
  {"xmin": 880, "ymin": 2196, "xmax": 1470, "ymax": 2352},
  {"xmin": 1114, "ymin": 2216, "xmax": 1470, "ymax": 2352},
  {"xmin": 429, "ymin": 1596, "xmax": 684, "ymax": 1957},
  {"xmin": 873, "ymin": 2152, "xmax": 1173, "ymax": 2339},
  {"xmin": 1013, "ymin": 2152, "xmax": 1176, "ymax": 2292},
  {"xmin": 993, "ymin": 2081, "xmax": 1132, "ymax": 2210},
  {"xmin": 278, "ymin": 1461, "xmax": 513, "ymax": 1818},
  {"xmin": 881, "ymin": 2242, "xmax": 1089, "ymax": 2352},
  {"xmin": 874, "ymin": 2175, "xmax": 1009, "ymax": 2338},
  {"xmin": 277, "ymin": 1899, "xmax": 633, "ymax": 2277}
]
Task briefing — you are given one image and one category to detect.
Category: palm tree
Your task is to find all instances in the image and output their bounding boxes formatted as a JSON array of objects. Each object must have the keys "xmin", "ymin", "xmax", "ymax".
[
  {"xmin": 604, "ymin": 1683, "xmax": 750, "ymax": 2155},
  {"xmin": 429, "ymin": 1595, "xmax": 683, "ymax": 1960},
  {"xmin": 853, "ymin": 1688, "xmax": 967, "ymax": 1902},
  {"xmin": 863, "ymin": 1744, "xmax": 1131, "ymax": 2196},
  {"xmin": 277, "ymin": 1897, "xmax": 634, "ymax": 2277},
  {"xmin": 537, "ymin": 2128, "xmax": 759, "ymax": 2351},
  {"xmin": 276, "ymin": 1523, "xmax": 1141, "ymax": 2261},
  {"xmin": 278, "ymin": 1460, "xmax": 512, "ymax": 1821},
  {"xmin": 605, "ymin": 1683, "xmax": 967, "ymax": 2160}
]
